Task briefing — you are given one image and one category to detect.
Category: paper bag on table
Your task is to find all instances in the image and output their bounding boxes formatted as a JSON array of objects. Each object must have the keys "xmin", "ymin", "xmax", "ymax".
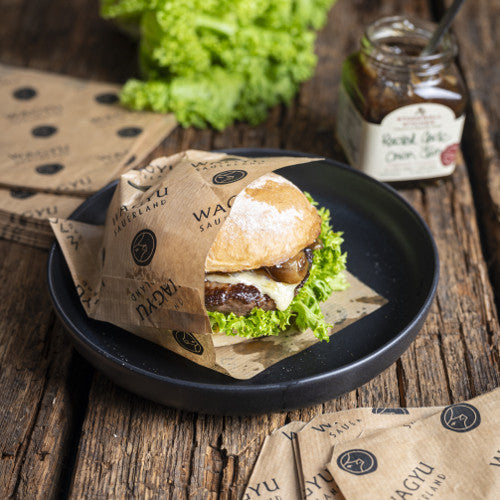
[
  {"xmin": 243, "ymin": 421, "xmax": 306, "ymax": 500},
  {"xmin": 294, "ymin": 406, "xmax": 441, "ymax": 499},
  {"xmin": 0, "ymin": 64, "xmax": 176, "ymax": 195},
  {"xmin": 50, "ymin": 149, "xmax": 386, "ymax": 379},
  {"xmin": 327, "ymin": 389, "xmax": 500, "ymax": 499}
]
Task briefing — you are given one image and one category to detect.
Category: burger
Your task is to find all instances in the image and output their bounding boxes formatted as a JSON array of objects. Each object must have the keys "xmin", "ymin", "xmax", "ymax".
[{"xmin": 204, "ymin": 172, "xmax": 347, "ymax": 341}]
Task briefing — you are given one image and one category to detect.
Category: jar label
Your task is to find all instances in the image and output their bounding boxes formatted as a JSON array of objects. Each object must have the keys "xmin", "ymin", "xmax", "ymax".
[{"xmin": 336, "ymin": 83, "xmax": 465, "ymax": 181}]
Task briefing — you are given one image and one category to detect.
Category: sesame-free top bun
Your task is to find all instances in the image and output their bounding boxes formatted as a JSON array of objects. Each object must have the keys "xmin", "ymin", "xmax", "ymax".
[{"xmin": 205, "ymin": 173, "xmax": 321, "ymax": 273}]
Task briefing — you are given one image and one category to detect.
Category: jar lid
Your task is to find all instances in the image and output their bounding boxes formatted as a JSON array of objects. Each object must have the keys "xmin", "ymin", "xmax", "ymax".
[{"xmin": 361, "ymin": 16, "xmax": 458, "ymax": 72}]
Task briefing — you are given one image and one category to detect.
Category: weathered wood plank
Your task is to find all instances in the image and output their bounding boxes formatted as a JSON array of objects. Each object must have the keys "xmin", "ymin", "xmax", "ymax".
[
  {"xmin": 441, "ymin": 0, "xmax": 500, "ymax": 307},
  {"xmin": 15, "ymin": 336, "xmax": 92, "ymax": 499},
  {"xmin": 0, "ymin": 241, "xmax": 83, "ymax": 498},
  {"xmin": 398, "ymin": 156, "xmax": 500, "ymax": 408},
  {"xmin": 69, "ymin": 375, "xmax": 199, "ymax": 498},
  {"xmin": 0, "ymin": 1, "xmax": 113, "ymax": 496}
]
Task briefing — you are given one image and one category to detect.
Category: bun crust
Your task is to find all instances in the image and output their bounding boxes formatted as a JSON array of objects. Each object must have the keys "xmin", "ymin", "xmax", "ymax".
[{"xmin": 205, "ymin": 173, "xmax": 321, "ymax": 273}]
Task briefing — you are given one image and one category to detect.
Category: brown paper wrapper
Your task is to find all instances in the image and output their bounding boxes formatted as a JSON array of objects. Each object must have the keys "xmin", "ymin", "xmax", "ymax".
[
  {"xmin": 327, "ymin": 389, "xmax": 500, "ymax": 499},
  {"xmin": 0, "ymin": 64, "xmax": 177, "ymax": 248},
  {"xmin": 243, "ymin": 421, "xmax": 306, "ymax": 500},
  {"xmin": 243, "ymin": 406, "xmax": 442, "ymax": 500},
  {"xmin": 0, "ymin": 186, "xmax": 84, "ymax": 247},
  {"xmin": 0, "ymin": 64, "xmax": 177, "ymax": 195},
  {"xmin": 50, "ymin": 149, "xmax": 387, "ymax": 379},
  {"xmin": 295, "ymin": 407, "xmax": 440, "ymax": 499}
]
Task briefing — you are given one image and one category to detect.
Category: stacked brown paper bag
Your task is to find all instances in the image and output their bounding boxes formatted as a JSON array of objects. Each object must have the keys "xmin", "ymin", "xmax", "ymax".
[
  {"xmin": 327, "ymin": 389, "xmax": 500, "ymax": 499},
  {"xmin": 243, "ymin": 408, "xmax": 439, "ymax": 500},
  {"xmin": 244, "ymin": 421, "xmax": 306, "ymax": 499},
  {"xmin": 243, "ymin": 388, "xmax": 500, "ymax": 499},
  {"xmin": 50, "ymin": 149, "xmax": 387, "ymax": 378},
  {"xmin": 0, "ymin": 188, "xmax": 84, "ymax": 248},
  {"xmin": 296, "ymin": 407, "xmax": 439, "ymax": 499},
  {"xmin": 0, "ymin": 64, "xmax": 177, "ymax": 248}
]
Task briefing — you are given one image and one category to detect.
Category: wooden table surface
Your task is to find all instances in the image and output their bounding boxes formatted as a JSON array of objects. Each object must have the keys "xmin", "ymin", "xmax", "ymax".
[{"xmin": 1, "ymin": 0, "xmax": 499, "ymax": 498}]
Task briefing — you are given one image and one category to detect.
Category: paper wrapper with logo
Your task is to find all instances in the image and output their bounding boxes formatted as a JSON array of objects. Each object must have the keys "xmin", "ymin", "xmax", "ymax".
[
  {"xmin": 0, "ymin": 63, "xmax": 176, "ymax": 195},
  {"xmin": 293, "ymin": 407, "xmax": 440, "ymax": 499},
  {"xmin": 244, "ymin": 389, "xmax": 500, "ymax": 498},
  {"xmin": 327, "ymin": 389, "xmax": 500, "ymax": 499},
  {"xmin": 243, "ymin": 421, "xmax": 306, "ymax": 500},
  {"xmin": 243, "ymin": 407, "xmax": 441, "ymax": 500},
  {"xmin": 50, "ymin": 149, "xmax": 386, "ymax": 379},
  {"xmin": 0, "ymin": 64, "xmax": 177, "ymax": 248}
]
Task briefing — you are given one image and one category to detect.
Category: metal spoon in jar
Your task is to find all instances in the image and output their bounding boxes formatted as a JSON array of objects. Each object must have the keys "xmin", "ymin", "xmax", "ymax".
[{"xmin": 421, "ymin": 0, "xmax": 465, "ymax": 56}]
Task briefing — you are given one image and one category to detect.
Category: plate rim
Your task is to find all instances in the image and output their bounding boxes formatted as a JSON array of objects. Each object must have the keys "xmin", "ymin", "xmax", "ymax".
[{"xmin": 47, "ymin": 148, "xmax": 439, "ymax": 399}]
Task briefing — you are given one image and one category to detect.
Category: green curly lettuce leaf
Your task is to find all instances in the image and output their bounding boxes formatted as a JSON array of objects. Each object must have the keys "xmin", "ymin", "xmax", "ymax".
[
  {"xmin": 208, "ymin": 197, "xmax": 348, "ymax": 341},
  {"xmin": 100, "ymin": 0, "xmax": 337, "ymax": 130}
]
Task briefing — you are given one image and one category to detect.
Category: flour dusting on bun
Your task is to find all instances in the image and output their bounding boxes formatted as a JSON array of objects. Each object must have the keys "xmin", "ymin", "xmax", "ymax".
[{"xmin": 206, "ymin": 173, "xmax": 321, "ymax": 273}]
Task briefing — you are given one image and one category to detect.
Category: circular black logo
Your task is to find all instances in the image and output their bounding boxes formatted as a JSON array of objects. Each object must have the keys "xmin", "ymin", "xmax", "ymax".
[
  {"xmin": 95, "ymin": 92, "xmax": 119, "ymax": 104},
  {"xmin": 117, "ymin": 126, "xmax": 143, "ymax": 138},
  {"xmin": 131, "ymin": 229, "xmax": 157, "ymax": 266},
  {"xmin": 32, "ymin": 125, "xmax": 57, "ymax": 138},
  {"xmin": 337, "ymin": 449, "xmax": 378, "ymax": 475},
  {"xmin": 10, "ymin": 189, "xmax": 35, "ymax": 199},
  {"xmin": 172, "ymin": 331, "xmax": 204, "ymax": 355},
  {"xmin": 35, "ymin": 163, "xmax": 64, "ymax": 175},
  {"xmin": 212, "ymin": 169, "xmax": 247, "ymax": 185},
  {"xmin": 440, "ymin": 403, "xmax": 481, "ymax": 432},
  {"xmin": 13, "ymin": 87, "xmax": 37, "ymax": 100}
]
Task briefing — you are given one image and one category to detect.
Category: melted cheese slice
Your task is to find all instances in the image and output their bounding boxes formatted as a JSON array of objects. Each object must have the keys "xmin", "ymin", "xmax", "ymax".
[{"xmin": 206, "ymin": 270, "xmax": 298, "ymax": 311}]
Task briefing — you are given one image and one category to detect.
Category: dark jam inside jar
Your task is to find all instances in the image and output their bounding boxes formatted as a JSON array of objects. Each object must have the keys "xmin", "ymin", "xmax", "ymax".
[
  {"xmin": 341, "ymin": 18, "xmax": 467, "ymax": 124},
  {"xmin": 336, "ymin": 16, "xmax": 467, "ymax": 182}
]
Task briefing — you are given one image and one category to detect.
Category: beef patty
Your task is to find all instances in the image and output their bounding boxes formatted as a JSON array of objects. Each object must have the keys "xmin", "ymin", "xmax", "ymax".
[
  {"xmin": 205, "ymin": 246, "xmax": 316, "ymax": 316},
  {"xmin": 204, "ymin": 281, "xmax": 276, "ymax": 316}
]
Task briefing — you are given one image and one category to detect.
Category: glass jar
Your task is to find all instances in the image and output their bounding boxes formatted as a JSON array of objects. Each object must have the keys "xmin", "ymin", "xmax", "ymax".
[{"xmin": 336, "ymin": 16, "xmax": 467, "ymax": 182}]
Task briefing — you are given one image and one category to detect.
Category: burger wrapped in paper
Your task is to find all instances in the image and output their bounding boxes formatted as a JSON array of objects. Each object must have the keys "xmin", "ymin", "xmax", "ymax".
[{"xmin": 50, "ymin": 150, "xmax": 385, "ymax": 379}]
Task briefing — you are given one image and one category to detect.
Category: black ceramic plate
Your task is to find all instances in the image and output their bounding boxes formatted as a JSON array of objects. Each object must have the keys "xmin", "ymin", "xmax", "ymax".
[{"xmin": 47, "ymin": 149, "xmax": 439, "ymax": 414}]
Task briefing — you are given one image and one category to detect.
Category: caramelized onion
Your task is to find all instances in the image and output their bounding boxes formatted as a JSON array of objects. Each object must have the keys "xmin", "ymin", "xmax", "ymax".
[{"xmin": 263, "ymin": 250, "xmax": 309, "ymax": 284}]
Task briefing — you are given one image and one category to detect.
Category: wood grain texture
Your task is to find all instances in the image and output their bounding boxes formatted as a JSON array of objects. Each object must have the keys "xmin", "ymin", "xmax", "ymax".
[
  {"xmin": 0, "ymin": 0, "xmax": 499, "ymax": 498},
  {"xmin": 0, "ymin": 240, "xmax": 89, "ymax": 499},
  {"xmin": 398, "ymin": 156, "xmax": 500, "ymax": 407},
  {"xmin": 444, "ymin": 0, "xmax": 500, "ymax": 305}
]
